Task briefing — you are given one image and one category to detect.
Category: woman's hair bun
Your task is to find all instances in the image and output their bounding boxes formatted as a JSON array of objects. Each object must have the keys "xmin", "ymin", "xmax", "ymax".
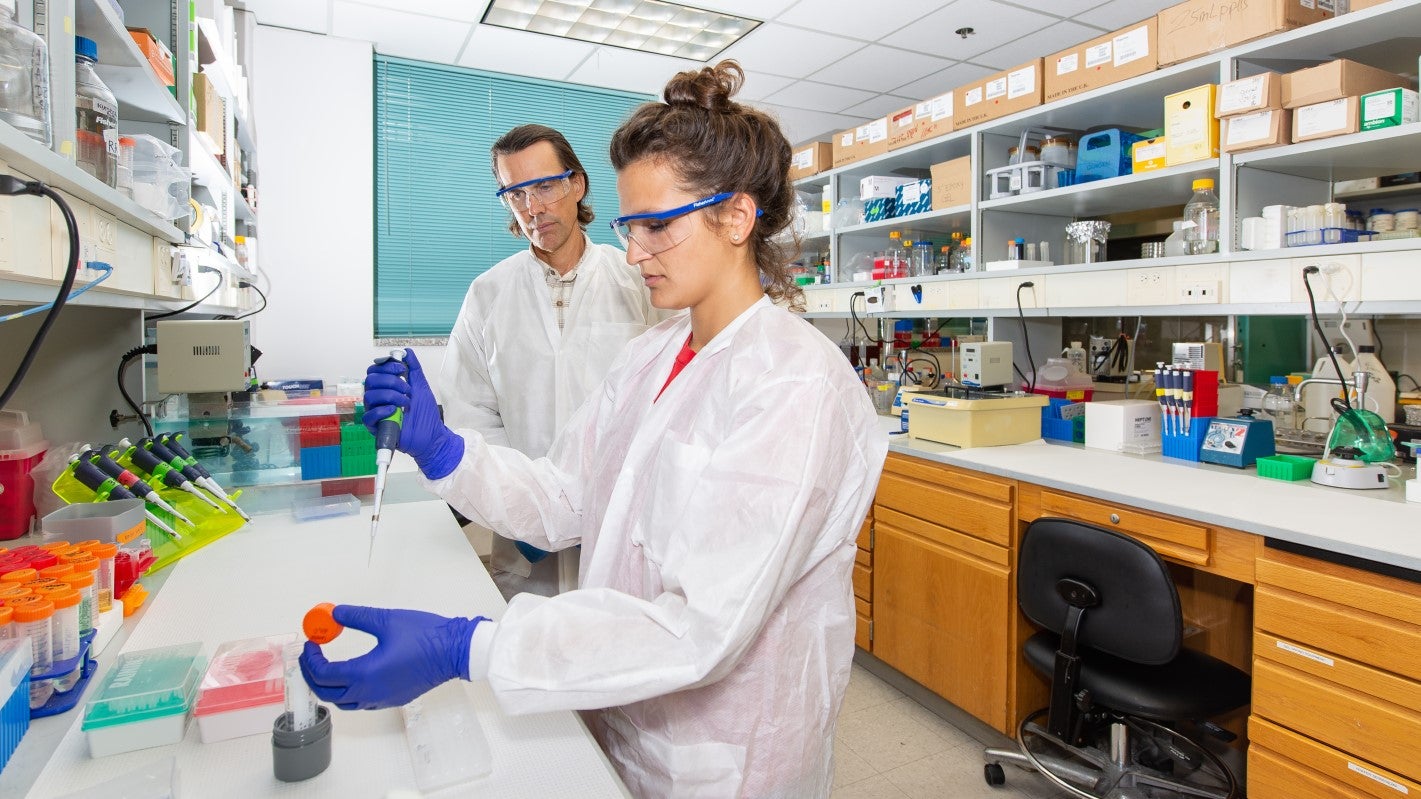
[{"xmin": 663, "ymin": 60, "xmax": 744, "ymax": 112}]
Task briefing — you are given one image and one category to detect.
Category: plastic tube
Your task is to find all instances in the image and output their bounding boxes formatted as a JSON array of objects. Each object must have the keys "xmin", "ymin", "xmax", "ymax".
[
  {"xmin": 88, "ymin": 543, "xmax": 118, "ymax": 612},
  {"xmin": 284, "ymin": 641, "xmax": 316, "ymax": 731},
  {"xmin": 37, "ymin": 586, "xmax": 80, "ymax": 660},
  {"xmin": 12, "ymin": 597, "xmax": 54, "ymax": 674},
  {"xmin": 60, "ymin": 571, "xmax": 96, "ymax": 635}
]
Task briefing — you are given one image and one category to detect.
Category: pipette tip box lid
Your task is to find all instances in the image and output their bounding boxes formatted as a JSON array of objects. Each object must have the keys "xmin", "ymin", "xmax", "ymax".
[
  {"xmin": 82, "ymin": 641, "xmax": 204, "ymax": 757},
  {"xmin": 193, "ymin": 634, "xmax": 294, "ymax": 742}
]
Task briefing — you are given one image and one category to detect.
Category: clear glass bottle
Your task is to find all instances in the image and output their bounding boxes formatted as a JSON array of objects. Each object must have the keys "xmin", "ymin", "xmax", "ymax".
[
  {"xmin": 1183, "ymin": 178, "xmax": 1220, "ymax": 255},
  {"xmin": 912, "ymin": 240, "xmax": 934, "ymax": 276},
  {"xmin": 0, "ymin": 0, "xmax": 51, "ymax": 147},
  {"xmin": 951, "ymin": 236, "xmax": 974, "ymax": 273},
  {"xmin": 75, "ymin": 35, "xmax": 119, "ymax": 187},
  {"xmin": 1262, "ymin": 376, "xmax": 1296, "ymax": 431}
]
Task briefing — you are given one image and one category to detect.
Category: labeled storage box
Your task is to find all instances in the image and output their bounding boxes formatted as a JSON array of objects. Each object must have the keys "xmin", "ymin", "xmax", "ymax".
[
  {"xmin": 1293, "ymin": 97, "xmax": 1360, "ymax": 142},
  {"xmin": 860, "ymin": 175, "xmax": 913, "ymax": 200},
  {"xmin": 1222, "ymin": 108, "xmax": 1291, "ymax": 152},
  {"xmin": 831, "ymin": 118, "xmax": 888, "ymax": 168},
  {"xmin": 906, "ymin": 391, "xmax": 1048, "ymax": 448},
  {"xmin": 887, "ymin": 106, "xmax": 921, "ymax": 151},
  {"xmin": 914, "ymin": 92, "xmax": 954, "ymax": 140},
  {"xmin": 954, "ymin": 60, "xmax": 1043, "ymax": 129},
  {"xmin": 1165, "ymin": 84, "xmax": 1219, "ymax": 165},
  {"xmin": 83, "ymin": 642, "xmax": 203, "ymax": 757},
  {"xmin": 1131, "ymin": 137, "xmax": 1168, "ymax": 172},
  {"xmin": 1084, "ymin": 399, "xmax": 1162, "ymax": 454},
  {"xmin": 1157, "ymin": 0, "xmax": 1332, "ymax": 66},
  {"xmin": 893, "ymin": 179, "xmax": 932, "ymax": 217},
  {"xmin": 1361, "ymin": 87, "xmax": 1419, "ymax": 131},
  {"xmin": 930, "ymin": 156, "xmax": 971, "ymax": 209},
  {"xmin": 1076, "ymin": 129, "xmax": 1146, "ymax": 182},
  {"xmin": 1045, "ymin": 19, "xmax": 1157, "ymax": 103},
  {"xmin": 1283, "ymin": 59, "xmax": 1410, "ymax": 109},
  {"xmin": 1216, "ymin": 72, "xmax": 1283, "ymax": 117},
  {"xmin": 127, "ymin": 28, "xmax": 175, "ymax": 88},
  {"xmin": 193, "ymin": 635, "xmax": 293, "ymax": 743},
  {"xmin": 193, "ymin": 72, "xmax": 224, "ymax": 157},
  {"xmin": 788, "ymin": 141, "xmax": 831, "ymax": 181}
]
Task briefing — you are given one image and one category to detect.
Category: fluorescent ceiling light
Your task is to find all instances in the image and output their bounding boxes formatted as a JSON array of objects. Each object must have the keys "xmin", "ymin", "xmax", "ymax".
[{"xmin": 482, "ymin": 0, "xmax": 760, "ymax": 61}]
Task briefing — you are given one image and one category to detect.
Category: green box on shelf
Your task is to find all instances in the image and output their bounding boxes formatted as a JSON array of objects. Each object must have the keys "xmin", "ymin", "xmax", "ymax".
[{"xmin": 1256, "ymin": 454, "xmax": 1317, "ymax": 481}]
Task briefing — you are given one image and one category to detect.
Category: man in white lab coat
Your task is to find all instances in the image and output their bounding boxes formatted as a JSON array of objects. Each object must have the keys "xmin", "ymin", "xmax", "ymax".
[{"xmin": 441, "ymin": 124, "xmax": 662, "ymax": 598}]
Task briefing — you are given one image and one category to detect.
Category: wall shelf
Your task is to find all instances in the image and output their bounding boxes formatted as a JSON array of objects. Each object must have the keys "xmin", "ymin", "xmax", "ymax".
[
  {"xmin": 1232, "ymin": 126, "xmax": 1421, "ymax": 182},
  {"xmin": 77, "ymin": 0, "xmax": 185, "ymax": 125},
  {"xmin": 980, "ymin": 161, "xmax": 1218, "ymax": 217},
  {"xmin": 839, "ymin": 204, "xmax": 972, "ymax": 238}
]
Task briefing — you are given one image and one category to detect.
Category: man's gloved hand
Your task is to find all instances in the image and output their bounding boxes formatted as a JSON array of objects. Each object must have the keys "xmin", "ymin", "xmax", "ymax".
[
  {"xmin": 363, "ymin": 348, "xmax": 465, "ymax": 479},
  {"xmin": 298, "ymin": 605, "xmax": 487, "ymax": 711}
]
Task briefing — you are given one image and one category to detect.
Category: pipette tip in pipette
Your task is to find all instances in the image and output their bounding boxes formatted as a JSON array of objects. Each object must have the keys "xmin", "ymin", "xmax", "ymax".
[{"xmin": 146, "ymin": 511, "xmax": 182, "ymax": 541}]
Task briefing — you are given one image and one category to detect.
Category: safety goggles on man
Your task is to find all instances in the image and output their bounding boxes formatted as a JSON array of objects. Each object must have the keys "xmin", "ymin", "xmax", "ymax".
[
  {"xmin": 495, "ymin": 170, "xmax": 575, "ymax": 211},
  {"xmin": 611, "ymin": 192, "xmax": 760, "ymax": 255}
]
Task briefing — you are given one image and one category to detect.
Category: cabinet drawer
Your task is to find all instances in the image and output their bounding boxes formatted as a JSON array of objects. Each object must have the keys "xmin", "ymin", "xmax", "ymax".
[
  {"xmin": 1252, "ymin": 656, "xmax": 1421, "ymax": 781},
  {"xmin": 1249, "ymin": 716, "xmax": 1420, "ymax": 799},
  {"xmin": 855, "ymin": 547, "xmax": 871, "ymax": 568},
  {"xmin": 857, "ymin": 517, "xmax": 872, "ymax": 550},
  {"xmin": 855, "ymin": 613, "xmax": 871, "ymax": 650},
  {"xmin": 853, "ymin": 562, "xmax": 871, "ymax": 602},
  {"xmin": 883, "ymin": 454, "xmax": 1014, "ymax": 503},
  {"xmin": 876, "ymin": 473, "xmax": 1012, "ymax": 547},
  {"xmin": 1256, "ymin": 585, "xmax": 1421, "ymax": 684},
  {"xmin": 1038, "ymin": 490, "xmax": 1211, "ymax": 566},
  {"xmin": 855, "ymin": 596, "xmax": 870, "ymax": 620}
]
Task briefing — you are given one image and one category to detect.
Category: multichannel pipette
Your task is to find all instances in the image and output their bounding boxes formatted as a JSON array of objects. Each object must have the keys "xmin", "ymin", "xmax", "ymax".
[
  {"xmin": 159, "ymin": 434, "xmax": 252, "ymax": 522},
  {"xmin": 80, "ymin": 445, "xmax": 194, "ymax": 525},
  {"xmin": 65, "ymin": 454, "xmax": 182, "ymax": 540},
  {"xmin": 369, "ymin": 349, "xmax": 406, "ymax": 566},
  {"xmin": 115, "ymin": 439, "xmax": 223, "ymax": 511}
]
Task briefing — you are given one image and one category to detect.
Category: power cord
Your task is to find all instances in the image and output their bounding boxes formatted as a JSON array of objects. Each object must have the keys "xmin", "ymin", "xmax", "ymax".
[
  {"xmin": 0, "ymin": 176, "xmax": 80, "ymax": 410},
  {"xmin": 0, "ymin": 262, "xmax": 111, "ymax": 324},
  {"xmin": 1302, "ymin": 265, "xmax": 1351, "ymax": 411},
  {"xmin": 217, "ymin": 281, "xmax": 267, "ymax": 320},
  {"xmin": 148, "ymin": 268, "xmax": 223, "ymax": 321},
  {"xmin": 117, "ymin": 344, "xmax": 158, "ymax": 437},
  {"xmin": 1016, "ymin": 281, "xmax": 1036, "ymax": 392}
]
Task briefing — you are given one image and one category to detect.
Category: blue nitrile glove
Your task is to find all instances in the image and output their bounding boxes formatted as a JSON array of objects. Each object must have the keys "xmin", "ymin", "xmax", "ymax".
[
  {"xmin": 514, "ymin": 540, "xmax": 551, "ymax": 564},
  {"xmin": 298, "ymin": 605, "xmax": 488, "ymax": 711},
  {"xmin": 363, "ymin": 348, "xmax": 465, "ymax": 479}
]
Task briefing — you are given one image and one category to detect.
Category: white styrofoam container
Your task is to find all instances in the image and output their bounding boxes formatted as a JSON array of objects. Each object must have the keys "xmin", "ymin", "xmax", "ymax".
[{"xmin": 195, "ymin": 699, "xmax": 284, "ymax": 743}]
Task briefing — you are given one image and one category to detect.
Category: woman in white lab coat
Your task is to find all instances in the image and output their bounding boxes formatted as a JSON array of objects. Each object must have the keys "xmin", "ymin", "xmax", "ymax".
[{"xmin": 304, "ymin": 60, "xmax": 887, "ymax": 798}]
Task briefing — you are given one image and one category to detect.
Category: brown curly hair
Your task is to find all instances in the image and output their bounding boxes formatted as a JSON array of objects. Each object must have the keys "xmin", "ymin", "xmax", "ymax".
[{"xmin": 609, "ymin": 60, "xmax": 804, "ymax": 311}]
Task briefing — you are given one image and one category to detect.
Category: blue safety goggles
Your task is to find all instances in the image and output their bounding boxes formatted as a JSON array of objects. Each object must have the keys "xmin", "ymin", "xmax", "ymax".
[
  {"xmin": 494, "ymin": 170, "xmax": 575, "ymax": 210},
  {"xmin": 610, "ymin": 193, "xmax": 760, "ymax": 255}
]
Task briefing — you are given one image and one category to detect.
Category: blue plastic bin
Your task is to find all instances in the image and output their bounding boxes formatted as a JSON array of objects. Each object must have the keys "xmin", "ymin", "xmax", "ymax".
[{"xmin": 1075, "ymin": 129, "xmax": 1146, "ymax": 183}]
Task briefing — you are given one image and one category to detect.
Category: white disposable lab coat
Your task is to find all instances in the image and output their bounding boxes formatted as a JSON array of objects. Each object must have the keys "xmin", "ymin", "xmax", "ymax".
[
  {"xmin": 425, "ymin": 296, "xmax": 887, "ymax": 798},
  {"xmin": 441, "ymin": 236, "xmax": 661, "ymax": 594}
]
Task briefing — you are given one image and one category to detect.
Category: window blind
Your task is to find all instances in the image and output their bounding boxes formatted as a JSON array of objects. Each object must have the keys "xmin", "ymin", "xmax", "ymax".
[{"xmin": 374, "ymin": 56, "xmax": 651, "ymax": 337}]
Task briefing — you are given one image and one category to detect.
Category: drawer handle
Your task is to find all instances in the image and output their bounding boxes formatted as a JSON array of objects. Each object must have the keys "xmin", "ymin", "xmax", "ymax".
[{"xmin": 1109, "ymin": 513, "xmax": 1121, "ymax": 525}]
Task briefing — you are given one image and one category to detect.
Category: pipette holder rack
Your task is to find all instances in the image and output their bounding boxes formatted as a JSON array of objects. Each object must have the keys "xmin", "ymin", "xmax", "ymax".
[
  {"xmin": 1041, "ymin": 399, "xmax": 1086, "ymax": 443},
  {"xmin": 1162, "ymin": 417, "xmax": 1213, "ymax": 461}
]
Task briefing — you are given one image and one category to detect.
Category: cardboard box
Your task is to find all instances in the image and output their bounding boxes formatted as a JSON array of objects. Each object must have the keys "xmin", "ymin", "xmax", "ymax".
[
  {"xmin": 887, "ymin": 106, "xmax": 922, "ymax": 151},
  {"xmin": 1164, "ymin": 84, "xmax": 1219, "ymax": 165},
  {"xmin": 1216, "ymin": 72, "xmax": 1283, "ymax": 117},
  {"xmin": 1221, "ymin": 108, "xmax": 1291, "ymax": 151},
  {"xmin": 893, "ymin": 179, "xmax": 933, "ymax": 217},
  {"xmin": 1283, "ymin": 59, "xmax": 1411, "ymax": 108},
  {"xmin": 914, "ymin": 92, "xmax": 954, "ymax": 140},
  {"xmin": 1361, "ymin": 87, "xmax": 1420, "ymax": 130},
  {"xmin": 1131, "ymin": 137, "xmax": 1168, "ymax": 172},
  {"xmin": 1157, "ymin": 0, "xmax": 1332, "ymax": 66},
  {"xmin": 930, "ymin": 157, "xmax": 971, "ymax": 210},
  {"xmin": 193, "ymin": 72, "xmax": 224, "ymax": 157},
  {"xmin": 127, "ymin": 28, "xmax": 175, "ymax": 87},
  {"xmin": 1292, "ymin": 96, "xmax": 1360, "ymax": 142},
  {"xmin": 1349, "ymin": 0, "xmax": 1392, "ymax": 10},
  {"xmin": 860, "ymin": 175, "xmax": 913, "ymax": 200},
  {"xmin": 1045, "ymin": 19, "xmax": 1157, "ymax": 103},
  {"xmin": 954, "ymin": 60, "xmax": 1043, "ymax": 130},
  {"xmin": 831, "ymin": 117, "xmax": 889, "ymax": 168},
  {"xmin": 788, "ymin": 141, "xmax": 831, "ymax": 181}
]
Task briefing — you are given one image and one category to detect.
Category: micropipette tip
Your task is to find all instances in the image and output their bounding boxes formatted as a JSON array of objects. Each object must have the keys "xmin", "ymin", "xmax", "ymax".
[
  {"xmin": 146, "ymin": 511, "xmax": 182, "ymax": 541},
  {"xmin": 146, "ymin": 493, "xmax": 193, "ymax": 526},
  {"xmin": 181, "ymin": 482, "xmax": 223, "ymax": 511}
]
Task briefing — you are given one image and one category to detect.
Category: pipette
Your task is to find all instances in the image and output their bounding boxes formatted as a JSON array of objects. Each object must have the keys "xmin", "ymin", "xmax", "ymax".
[
  {"xmin": 159, "ymin": 433, "xmax": 252, "ymax": 522},
  {"xmin": 115, "ymin": 439, "xmax": 224, "ymax": 511},
  {"xmin": 80, "ymin": 445, "xmax": 194, "ymax": 525},
  {"xmin": 369, "ymin": 349, "xmax": 406, "ymax": 566},
  {"xmin": 65, "ymin": 454, "xmax": 182, "ymax": 540}
]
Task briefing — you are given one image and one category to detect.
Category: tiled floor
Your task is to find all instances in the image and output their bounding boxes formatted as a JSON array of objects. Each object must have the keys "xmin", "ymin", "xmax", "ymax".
[{"xmin": 832, "ymin": 664, "xmax": 1069, "ymax": 799}]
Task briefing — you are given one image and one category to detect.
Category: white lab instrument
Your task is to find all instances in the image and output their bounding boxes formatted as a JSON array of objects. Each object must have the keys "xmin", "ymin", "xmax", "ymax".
[
  {"xmin": 960, "ymin": 341, "xmax": 1014, "ymax": 388},
  {"xmin": 905, "ymin": 389, "xmax": 1048, "ymax": 448},
  {"xmin": 154, "ymin": 320, "xmax": 252, "ymax": 393}
]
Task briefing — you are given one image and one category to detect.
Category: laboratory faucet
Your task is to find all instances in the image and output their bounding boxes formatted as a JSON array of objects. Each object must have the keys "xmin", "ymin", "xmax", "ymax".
[{"xmin": 1294, "ymin": 371, "xmax": 1374, "ymax": 426}]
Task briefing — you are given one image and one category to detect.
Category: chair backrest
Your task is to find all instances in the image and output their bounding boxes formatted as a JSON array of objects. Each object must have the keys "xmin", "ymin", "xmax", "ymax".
[{"xmin": 1017, "ymin": 517, "xmax": 1182, "ymax": 665}]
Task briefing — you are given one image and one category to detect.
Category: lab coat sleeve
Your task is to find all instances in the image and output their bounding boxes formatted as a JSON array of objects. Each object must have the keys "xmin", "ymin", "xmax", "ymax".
[
  {"xmin": 440, "ymin": 288, "xmax": 511, "ymax": 449},
  {"xmin": 479, "ymin": 375, "xmax": 880, "ymax": 713}
]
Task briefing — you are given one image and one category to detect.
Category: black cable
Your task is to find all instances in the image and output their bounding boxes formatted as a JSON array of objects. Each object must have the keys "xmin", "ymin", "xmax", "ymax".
[
  {"xmin": 233, "ymin": 282, "xmax": 267, "ymax": 320},
  {"xmin": 1372, "ymin": 316, "xmax": 1382, "ymax": 361},
  {"xmin": 118, "ymin": 344, "xmax": 158, "ymax": 437},
  {"xmin": 907, "ymin": 355, "xmax": 941, "ymax": 388},
  {"xmin": 1016, "ymin": 282, "xmax": 1036, "ymax": 392},
  {"xmin": 1302, "ymin": 266, "xmax": 1351, "ymax": 411},
  {"xmin": 0, "ymin": 178, "xmax": 80, "ymax": 410},
  {"xmin": 1400, "ymin": 374, "xmax": 1419, "ymax": 391},
  {"xmin": 149, "ymin": 278, "xmax": 222, "ymax": 321},
  {"xmin": 848, "ymin": 291, "xmax": 875, "ymax": 345}
]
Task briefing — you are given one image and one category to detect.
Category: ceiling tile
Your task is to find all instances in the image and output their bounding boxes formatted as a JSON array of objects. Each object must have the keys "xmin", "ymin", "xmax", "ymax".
[
  {"xmin": 840, "ymin": 94, "xmax": 915, "ymax": 120},
  {"xmin": 565, "ymin": 47, "xmax": 699, "ymax": 96},
  {"xmin": 738, "ymin": 71, "xmax": 796, "ymax": 101},
  {"xmin": 1076, "ymin": 0, "xmax": 1178, "ymax": 30},
  {"xmin": 242, "ymin": 0, "xmax": 331, "ymax": 34},
  {"xmin": 971, "ymin": 20, "xmax": 1100, "ymax": 70},
  {"xmin": 331, "ymin": 2, "xmax": 471, "ymax": 62},
  {"xmin": 457, "ymin": 24, "xmax": 593, "ymax": 80},
  {"xmin": 882, "ymin": 0, "xmax": 1058, "ymax": 62},
  {"xmin": 688, "ymin": 1, "xmax": 798, "ymax": 21},
  {"xmin": 891, "ymin": 61, "xmax": 994, "ymax": 100},
  {"xmin": 752, "ymin": 103, "xmax": 859, "ymax": 146},
  {"xmin": 807, "ymin": 45, "xmax": 951, "ymax": 93},
  {"xmin": 717, "ymin": 23, "xmax": 863, "ymax": 79},
  {"xmin": 342, "ymin": 0, "xmax": 490, "ymax": 23},
  {"xmin": 1028, "ymin": 0, "xmax": 1114, "ymax": 19},
  {"xmin": 762, "ymin": 80, "xmax": 876, "ymax": 114},
  {"xmin": 776, "ymin": 0, "xmax": 944, "ymax": 42}
]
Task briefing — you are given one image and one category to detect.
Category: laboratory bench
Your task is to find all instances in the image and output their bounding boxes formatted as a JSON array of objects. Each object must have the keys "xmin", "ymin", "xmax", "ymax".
[
  {"xmin": 855, "ymin": 416, "xmax": 1421, "ymax": 797},
  {"xmin": 1, "ymin": 486, "xmax": 629, "ymax": 798}
]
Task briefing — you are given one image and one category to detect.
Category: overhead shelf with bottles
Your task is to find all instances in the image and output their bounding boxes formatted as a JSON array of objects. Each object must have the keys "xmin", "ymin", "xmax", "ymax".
[{"xmin": 75, "ymin": 0, "xmax": 184, "ymax": 125}]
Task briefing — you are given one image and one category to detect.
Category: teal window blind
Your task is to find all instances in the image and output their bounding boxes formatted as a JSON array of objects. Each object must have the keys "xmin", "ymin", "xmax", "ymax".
[{"xmin": 374, "ymin": 56, "xmax": 650, "ymax": 337}]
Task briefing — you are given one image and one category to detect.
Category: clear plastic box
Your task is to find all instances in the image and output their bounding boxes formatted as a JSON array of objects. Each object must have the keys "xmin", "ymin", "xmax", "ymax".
[
  {"xmin": 193, "ymin": 634, "xmax": 293, "ymax": 743},
  {"xmin": 291, "ymin": 493, "xmax": 361, "ymax": 522},
  {"xmin": 82, "ymin": 642, "xmax": 203, "ymax": 757}
]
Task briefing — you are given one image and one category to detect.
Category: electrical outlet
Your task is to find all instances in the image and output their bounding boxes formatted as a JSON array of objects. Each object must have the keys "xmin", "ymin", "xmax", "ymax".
[
  {"xmin": 1180, "ymin": 281, "xmax": 1220, "ymax": 304},
  {"xmin": 806, "ymin": 287, "xmax": 834, "ymax": 313},
  {"xmin": 1127, "ymin": 267, "xmax": 1171, "ymax": 306}
]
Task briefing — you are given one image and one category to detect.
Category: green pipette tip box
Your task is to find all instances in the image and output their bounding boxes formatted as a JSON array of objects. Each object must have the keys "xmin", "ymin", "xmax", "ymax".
[{"xmin": 82, "ymin": 642, "xmax": 204, "ymax": 731}]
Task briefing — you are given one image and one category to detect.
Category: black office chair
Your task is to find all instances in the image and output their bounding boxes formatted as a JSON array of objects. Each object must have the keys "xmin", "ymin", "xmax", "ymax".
[{"xmin": 983, "ymin": 518, "xmax": 1249, "ymax": 798}]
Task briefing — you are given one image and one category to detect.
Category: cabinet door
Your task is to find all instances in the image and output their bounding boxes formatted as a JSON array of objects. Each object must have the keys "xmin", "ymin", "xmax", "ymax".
[{"xmin": 872, "ymin": 513, "xmax": 1010, "ymax": 732}]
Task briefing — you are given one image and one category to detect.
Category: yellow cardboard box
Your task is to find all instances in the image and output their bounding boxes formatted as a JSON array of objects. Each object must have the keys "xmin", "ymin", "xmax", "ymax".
[
  {"xmin": 1164, "ymin": 84, "xmax": 1218, "ymax": 166},
  {"xmin": 1131, "ymin": 137, "xmax": 1168, "ymax": 173}
]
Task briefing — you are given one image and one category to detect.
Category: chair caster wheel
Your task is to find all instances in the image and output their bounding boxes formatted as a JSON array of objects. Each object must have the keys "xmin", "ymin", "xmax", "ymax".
[{"xmin": 984, "ymin": 762, "xmax": 1006, "ymax": 786}]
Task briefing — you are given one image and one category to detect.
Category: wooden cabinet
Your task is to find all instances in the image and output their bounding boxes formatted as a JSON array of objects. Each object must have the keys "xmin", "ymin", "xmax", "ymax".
[
  {"xmin": 871, "ymin": 453, "xmax": 1015, "ymax": 733},
  {"xmin": 854, "ymin": 515, "xmax": 872, "ymax": 651}
]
